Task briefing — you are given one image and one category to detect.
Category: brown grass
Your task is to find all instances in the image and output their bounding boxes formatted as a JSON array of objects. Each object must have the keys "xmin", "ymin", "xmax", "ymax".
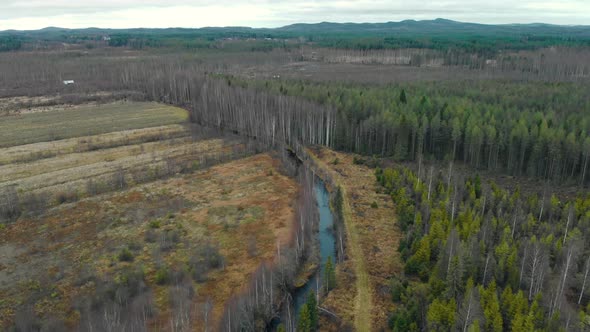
[{"xmin": 0, "ymin": 153, "xmax": 298, "ymax": 330}]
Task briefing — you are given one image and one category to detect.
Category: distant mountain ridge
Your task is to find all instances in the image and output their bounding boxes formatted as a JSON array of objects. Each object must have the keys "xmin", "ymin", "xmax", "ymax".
[
  {"xmin": 2, "ymin": 18, "xmax": 590, "ymax": 53},
  {"xmin": 276, "ymin": 18, "xmax": 590, "ymax": 36},
  {"xmin": 2, "ymin": 18, "xmax": 590, "ymax": 35}
]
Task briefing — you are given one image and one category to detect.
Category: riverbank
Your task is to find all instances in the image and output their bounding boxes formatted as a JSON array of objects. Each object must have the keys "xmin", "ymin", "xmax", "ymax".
[{"xmin": 305, "ymin": 146, "xmax": 402, "ymax": 331}]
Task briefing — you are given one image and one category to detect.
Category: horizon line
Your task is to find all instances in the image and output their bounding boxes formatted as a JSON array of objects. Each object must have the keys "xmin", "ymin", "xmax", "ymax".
[{"xmin": 2, "ymin": 18, "xmax": 589, "ymax": 33}]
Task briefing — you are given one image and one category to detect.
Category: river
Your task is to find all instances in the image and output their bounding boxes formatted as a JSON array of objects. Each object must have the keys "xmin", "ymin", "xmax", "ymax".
[{"xmin": 292, "ymin": 179, "xmax": 337, "ymax": 317}]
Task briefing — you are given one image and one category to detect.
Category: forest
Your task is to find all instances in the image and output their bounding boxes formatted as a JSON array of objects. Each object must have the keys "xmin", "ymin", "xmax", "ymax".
[
  {"xmin": 377, "ymin": 164, "xmax": 590, "ymax": 331},
  {"xmin": 1, "ymin": 20, "xmax": 590, "ymax": 330},
  {"xmin": 227, "ymin": 78, "xmax": 590, "ymax": 184}
]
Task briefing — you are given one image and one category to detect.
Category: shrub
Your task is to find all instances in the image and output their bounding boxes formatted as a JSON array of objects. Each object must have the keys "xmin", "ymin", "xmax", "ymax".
[
  {"xmin": 390, "ymin": 278, "xmax": 405, "ymax": 302},
  {"xmin": 155, "ymin": 266, "xmax": 170, "ymax": 285},
  {"xmin": 148, "ymin": 220, "xmax": 161, "ymax": 229},
  {"xmin": 332, "ymin": 158, "xmax": 340, "ymax": 165},
  {"xmin": 55, "ymin": 190, "xmax": 79, "ymax": 205},
  {"xmin": 117, "ymin": 247, "xmax": 134, "ymax": 262},
  {"xmin": 371, "ymin": 201, "xmax": 379, "ymax": 209}
]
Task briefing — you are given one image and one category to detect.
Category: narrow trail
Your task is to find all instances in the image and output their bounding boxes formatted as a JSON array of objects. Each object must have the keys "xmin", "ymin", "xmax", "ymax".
[{"xmin": 339, "ymin": 184, "xmax": 373, "ymax": 332}]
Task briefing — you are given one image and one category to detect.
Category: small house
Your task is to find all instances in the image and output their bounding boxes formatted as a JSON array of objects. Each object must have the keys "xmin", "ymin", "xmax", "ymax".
[{"xmin": 63, "ymin": 80, "xmax": 75, "ymax": 85}]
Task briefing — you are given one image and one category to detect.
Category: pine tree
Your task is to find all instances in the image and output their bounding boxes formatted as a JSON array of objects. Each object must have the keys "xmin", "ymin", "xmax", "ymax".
[
  {"xmin": 481, "ymin": 281, "xmax": 503, "ymax": 332},
  {"xmin": 427, "ymin": 298, "xmax": 456, "ymax": 331},
  {"xmin": 400, "ymin": 89, "xmax": 408, "ymax": 104},
  {"xmin": 298, "ymin": 304, "xmax": 312, "ymax": 332},
  {"xmin": 307, "ymin": 291, "xmax": 318, "ymax": 330},
  {"xmin": 324, "ymin": 256, "xmax": 336, "ymax": 292}
]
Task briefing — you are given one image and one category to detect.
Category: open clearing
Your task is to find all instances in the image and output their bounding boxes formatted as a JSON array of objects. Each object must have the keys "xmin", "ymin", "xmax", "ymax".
[
  {"xmin": 0, "ymin": 100, "xmax": 299, "ymax": 330},
  {"xmin": 309, "ymin": 147, "xmax": 401, "ymax": 331},
  {"xmin": 0, "ymin": 101, "xmax": 187, "ymax": 148},
  {"xmin": 0, "ymin": 153, "xmax": 297, "ymax": 329}
]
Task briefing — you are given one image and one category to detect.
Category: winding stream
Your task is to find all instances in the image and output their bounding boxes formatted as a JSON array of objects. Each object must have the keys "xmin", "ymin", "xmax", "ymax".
[{"xmin": 293, "ymin": 179, "xmax": 337, "ymax": 317}]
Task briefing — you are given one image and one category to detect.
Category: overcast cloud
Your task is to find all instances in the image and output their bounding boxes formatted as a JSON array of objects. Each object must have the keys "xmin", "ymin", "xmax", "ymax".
[{"xmin": 1, "ymin": 0, "xmax": 589, "ymax": 30}]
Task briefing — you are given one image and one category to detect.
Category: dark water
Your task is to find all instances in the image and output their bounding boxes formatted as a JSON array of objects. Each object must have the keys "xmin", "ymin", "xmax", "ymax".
[{"xmin": 293, "ymin": 179, "xmax": 336, "ymax": 317}]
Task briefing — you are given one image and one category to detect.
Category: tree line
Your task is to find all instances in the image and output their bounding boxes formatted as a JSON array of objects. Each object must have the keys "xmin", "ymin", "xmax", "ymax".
[{"xmin": 232, "ymin": 78, "xmax": 590, "ymax": 184}]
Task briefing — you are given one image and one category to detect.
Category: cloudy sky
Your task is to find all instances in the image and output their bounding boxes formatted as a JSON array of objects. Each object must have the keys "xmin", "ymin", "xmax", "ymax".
[{"xmin": 1, "ymin": 0, "xmax": 589, "ymax": 30}]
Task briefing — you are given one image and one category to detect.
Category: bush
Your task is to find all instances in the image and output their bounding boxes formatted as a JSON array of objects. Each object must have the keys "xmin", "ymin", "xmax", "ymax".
[
  {"xmin": 155, "ymin": 266, "xmax": 170, "ymax": 285},
  {"xmin": 55, "ymin": 190, "xmax": 79, "ymax": 205},
  {"xmin": 371, "ymin": 201, "xmax": 379, "ymax": 209},
  {"xmin": 117, "ymin": 247, "xmax": 134, "ymax": 262},
  {"xmin": 148, "ymin": 220, "xmax": 161, "ymax": 229},
  {"xmin": 332, "ymin": 158, "xmax": 340, "ymax": 165},
  {"xmin": 390, "ymin": 278, "xmax": 405, "ymax": 302},
  {"xmin": 389, "ymin": 307, "xmax": 412, "ymax": 332},
  {"xmin": 353, "ymin": 156, "xmax": 366, "ymax": 165}
]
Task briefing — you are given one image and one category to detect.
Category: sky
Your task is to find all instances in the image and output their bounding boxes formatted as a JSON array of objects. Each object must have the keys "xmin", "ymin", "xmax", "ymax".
[{"xmin": 1, "ymin": 0, "xmax": 589, "ymax": 30}]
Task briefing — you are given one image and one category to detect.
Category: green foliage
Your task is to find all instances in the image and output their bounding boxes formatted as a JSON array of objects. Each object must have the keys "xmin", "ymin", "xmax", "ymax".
[
  {"xmin": 306, "ymin": 291, "xmax": 318, "ymax": 330},
  {"xmin": 389, "ymin": 306, "xmax": 418, "ymax": 332},
  {"xmin": 298, "ymin": 304, "xmax": 312, "ymax": 332},
  {"xmin": 399, "ymin": 89, "xmax": 408, "ymax": 104},
  {"xmin": 371, "ymin": 201, "xmax": 379, "ymax": 209},
  {"xmin": 0, "ymin": 36, "xmax": 22, "ymax": 52},
  {"xmin": 427, "ymin": 298, "xmax": 456, "ymax": 331},
  {"xmin": 324, "ymin": 256, "xmax": 336, "ymax": 292},
  {"xmin": 481, "ymin": 281, "xmax": 503, "ymax": 332},
  {"xmin": 243, "ymin": 78, "xmax": 590, "ymax": 183},
  {"xmin": 148, "ymin": 220, "xmax": 161, "ymax": 229},
  {"xmin": 155, "ymin": 266, "xmax": 170, "ymax": 285},
  {"xmin": 390, "ymin": 278, "xmax": 405, "ymax": 302},
  {"xmin": 117, "ymin": 247, "xmax": 134, "ymax": 262},
  {"xmin": 377, "ymin": 163, "xmax": 590, "ymax": 331}
]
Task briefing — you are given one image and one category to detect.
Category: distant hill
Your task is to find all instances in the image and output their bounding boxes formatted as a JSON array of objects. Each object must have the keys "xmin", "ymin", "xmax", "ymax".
[
  {"xmin": 277, "ymin": 18, "xmax": 590, "ymax": 37},
  {"xmin": 1, "ymin": 19, "xmax": 590, "ymax": 52},
  {"xmin": 2, "ymin": 18, "xmax": 590, "ymax": 37}
]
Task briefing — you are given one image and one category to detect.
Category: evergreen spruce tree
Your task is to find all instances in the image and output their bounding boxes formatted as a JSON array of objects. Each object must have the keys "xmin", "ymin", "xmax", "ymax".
[
  {"xmin": 298, "ymin": 304, "xmax": 312, "ymax": 332},
  {"xmin": 307, "ymin": 291, "xmax": 318, "ymax": 330},
  {"xmin": 324, "ymin": 256, "xmax": 336, "ymax": 292},
  {"xmin": 400, "ymin": 89, "xmax": 408, "ymax": 104}
]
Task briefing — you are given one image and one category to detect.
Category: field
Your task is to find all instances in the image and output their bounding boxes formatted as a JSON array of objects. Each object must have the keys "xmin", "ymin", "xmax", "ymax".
[
  {"xmin": 0, "ymin": 101, "xmax": 187, "ymax": 148},
  {"xmin": 0, "ymin": 101, "xmax": 300, "ymax": 330},
  {"xmin": 0, "ymin": 154, "xmax": 298, "ymax": 329}
]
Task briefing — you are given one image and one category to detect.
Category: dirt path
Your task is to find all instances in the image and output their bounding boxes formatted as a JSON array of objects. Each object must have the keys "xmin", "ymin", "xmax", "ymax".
[{"xmin": 339, "ymin": 184, "xmax": 373, "ymax": 331}]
